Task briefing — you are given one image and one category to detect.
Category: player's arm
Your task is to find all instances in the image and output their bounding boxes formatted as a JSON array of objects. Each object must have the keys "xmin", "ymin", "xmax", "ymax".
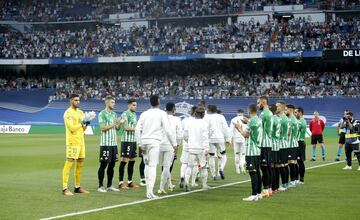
[
  {"xmin": 64, "ymin": 113, "xmax": 83, "ymax": 132},
  {"xmin": 229, "ymin": 119, "xmax": 235, "ymax": 143},
  {"xmin": 115, "ymin": 119, "xmax": 123, "ymax": 130},
  {"xmin": 135, "ymin": 113, "xmax": 145, "ymax": 147},
  {"xmin": 339, "ymin": 119, "xmax": 347, "ymax": 129},
  {"xmin": 229, "ymin": 118, "xmax": 235, "ymax": 131},
  {"xmin": 120, "ymin": 113, "xmax": 133, "ymax": 131},
  {"xmin": 183, "ymin": 128, "xmax": 189, "ymax": 142},
  {"xmin": 206, "ymin": 118, "xmax": 214, "ymax": 139},
  {"xmin": 161, "ymin": 112, "xmax": 176, "ymax": 147},
  {"xmin": 114, "ymin": 113, "xmax": 126, "ymax": 130},
  {"xmin": 98, "ymin": 113, "xmax": 115, "ymax": 131},
  {"xmin": 241, "ymin": 117, "xmax": 249, "ymax": 124},
  {"xmin": 222, "ymin": 116, "xmax": 231, "ymax": 143},
  {"xmin": 233, "ymin": 121, "xmax": 249, "ymax": 138},
  {"xmin": 99, "ymin": 124, "xmax": 116, "ymax": 131},
  {"xmin": 288, "ymin": 120, "xmax": 291, "ymax": 137},
  {"xmin": 176, "ymin": 119, "xmax": 183, "ymax": 146},
  {"xmin": 347, "ymin": 119, "xmax": 354, "ymax": 130},
  {"xmin": 123, "ymin": 124, "xmax": 134, "ymax": 131},
  {"xmin": 81, "ymin": 113, "xmax": 88, "ymax": 131},
  {"xmin": 173, "ymin": 120, "xmax": 183, "ymax": 154},
  {"xmin": 302, "ymin": 121, "xmax": 307, "ymax": 134},
  {"xmin": 309, "ymin": 120, "xmax": 313, "ymax": 132},
  {"xmin": 202, "ymin": 126, "xmax": 210, "ymax": 155}
]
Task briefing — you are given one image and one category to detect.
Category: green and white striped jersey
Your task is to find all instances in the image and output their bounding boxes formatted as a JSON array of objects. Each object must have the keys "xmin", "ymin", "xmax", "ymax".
[
  {"xmin": 260, "ymin": 108, "xmax": 273, "ymax": 148},
  {"xmin": 98, "ymin": 109, "xmax": 118, "ymax": 146},
  {"xmin": 288, "ymin": 115, "xmax": 299, "ymax": 148},
  {"xmin": 120, "ymin": 110, "xmax": 137, "ymax": 143},
  {"xmin": 245, "ymin": 116, "xmax": 262, "ymax": 156},
  {"xmin": 298, "ymin": 118, "xmax": 307, "ymax": 141},
  {"xmin": 272, "ymin": 115, "xmax": 281, "ymax": 151},
  {"xmin": 279, "ymin": 114, "xmax": 289, "ymax": 149}
]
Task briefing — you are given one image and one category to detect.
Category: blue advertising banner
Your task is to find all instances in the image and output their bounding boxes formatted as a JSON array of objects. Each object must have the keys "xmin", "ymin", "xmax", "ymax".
[
  {"xmin": 302, "ymin": 50, "xmax": 323, "ymax": 57},
  {"xmin": 150, "ymin": 54, "xmax": 205, "ymax": 62},
  {"xmin": 48, "ymin": 57, "xmax": 98, "ymax": 65},
  {"xmin": 263, "ymin": 51, "xmax": 322, "ymax": 58}
]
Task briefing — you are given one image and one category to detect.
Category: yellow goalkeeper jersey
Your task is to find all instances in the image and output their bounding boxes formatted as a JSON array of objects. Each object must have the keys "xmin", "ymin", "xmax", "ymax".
[{"xmin": 63, "ymin": 107, "xmax": 85, "ymax": 147}]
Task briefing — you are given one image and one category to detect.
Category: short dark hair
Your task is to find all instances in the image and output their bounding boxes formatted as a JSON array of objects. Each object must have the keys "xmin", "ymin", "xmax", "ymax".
[
  {"xmin": 207, "ymin": 105, "xmax": 217, "ymax": 113},
  {"xmin": 346, "ymin": 111, "xmax": 354, "ymax": 117},
  {"xmin": 237, "ymin": 108, "xmax": 244, "ymax": 114},
  {"xmin": 105, "ymin": 95, "xmax": 114, "ymax": 101},
  {"xmin": 248, "ymin": 104, "xmax": 257, "ymax": 114},
  {"xmin": 127, "ymin": 98, "xmax": 137, "ymax": 104},
  {"xmin": 286, "ymin": 104, "xmax": 295, "ymax": 110},
  {"xmin": 217, "ymin": 109, "xmax": 222, "ymax": 114},
  {"xmin": 190, "ymin": 106, "xmax": 197, "ymax": 115},
  {"xmin": 150, "ymin": 95, "xmax": 159, "ymax": 107},
  {"xmin": 166, "ymin": 102, "xmax": 175, "ymax": 112},
  {"xmin": 259, "ymin": 95, "xmax": 269, "ymax": 104},
  {"xmin": 198, "ymin": 100, "xmax": 206, "ymax": 107},
  {"xmin": 296, "ymin": 107, "xmax": 304, "ymax": 115},
  {"xmin": 195, "ymin": 106, "xmax": 205, "ymax": 118},
  {"xmin": 269, "ymin": 104, "xmax": 277, "ymax": 114},
  {"xmin": 276, "ymin": 100, "xmax": 286, "ymax": 106},
  {"xmin": 69, "ymin": 93, "xmax": 79, "ymax": 100}
]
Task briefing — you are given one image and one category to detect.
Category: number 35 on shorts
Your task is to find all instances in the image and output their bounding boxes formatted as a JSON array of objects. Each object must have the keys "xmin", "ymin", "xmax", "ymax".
[{"xmin": 66, "ymin": 145, "xmax": 84, "ymax": 159}]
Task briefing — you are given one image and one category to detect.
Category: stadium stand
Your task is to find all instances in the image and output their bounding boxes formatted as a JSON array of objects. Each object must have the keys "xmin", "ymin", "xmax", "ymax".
[
  {"xmin": 0, "ymin": 0, "xmax": 295, "ymax": 22},
  {"xmin": 0, "ymin": 21, "xmax": 272, "ymax": 58},
  {"xmin": 1, "ymin": 1, "xmax": 360, "ymax": 22},
  {"xmin": 0, "ymin": 17, "xmax": 359, "ymax": 58},
  {"xmin": 271, "ymin": 17, "xmax": 360, "ymax": 51},
  {"xmin": 1, "ymin": 71, "xmax": 359, "ymax": 100}
]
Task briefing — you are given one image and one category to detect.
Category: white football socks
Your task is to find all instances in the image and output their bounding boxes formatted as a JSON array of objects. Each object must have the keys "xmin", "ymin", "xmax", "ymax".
[
  {"xmin": 145, "ymin": 165, "xmax": 157, "ymax": 195},
  {"xmin": 235, "ymin": 153, "xmax": 240, "ymax": 170},
  {"xmin": 202, "ymin": 167, "xmax": 208, "ymax": 186},
  {"xmin": 160, "ymin": 165, "xmax": 170, "ymax": 191},
  {"xmin": 192, "ymin": 165, "xmax": 199, "ymax": 185},
  {"xmin": 180, "ymin": 163, "xmax": 187, "ymax": 178},
  {"xmin": 184, "ymin": 166, "xmax": 192, "ymax": 186},
  {"xmin": 219, "ymin": 154, "xmax": 227, "ymax": 171},
  {"xmin": 209, "ymin": 156, "xmax": 216, "ymax": 177}
]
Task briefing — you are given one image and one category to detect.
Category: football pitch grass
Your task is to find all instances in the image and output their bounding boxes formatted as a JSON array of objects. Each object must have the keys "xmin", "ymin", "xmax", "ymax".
[{"xmin": 0, "ymin": 133, "xmax": 359, "ymax": 220}]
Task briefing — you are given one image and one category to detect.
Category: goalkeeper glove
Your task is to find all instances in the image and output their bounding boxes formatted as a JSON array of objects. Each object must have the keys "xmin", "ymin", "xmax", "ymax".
[{"xmin": 83, "ymin": 111, "xmax": 96, "ymax": 123}]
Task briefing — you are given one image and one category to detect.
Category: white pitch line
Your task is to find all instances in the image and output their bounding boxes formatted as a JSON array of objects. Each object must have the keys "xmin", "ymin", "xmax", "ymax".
[{"xmin": 40, "ymin": 160, "xmax": 345, "ymax": 220}]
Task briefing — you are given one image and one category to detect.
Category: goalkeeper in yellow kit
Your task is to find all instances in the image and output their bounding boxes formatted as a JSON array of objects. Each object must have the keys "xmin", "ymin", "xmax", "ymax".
[{"xmin": 62, "ymin": 94, "xmax": 95, "ymax": 196}]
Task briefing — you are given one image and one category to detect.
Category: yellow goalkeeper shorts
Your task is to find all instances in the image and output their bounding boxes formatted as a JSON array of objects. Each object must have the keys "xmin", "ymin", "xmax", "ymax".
[{"xmin": 66, "ymin": 145, "xmax": 85, "ymax": 159}]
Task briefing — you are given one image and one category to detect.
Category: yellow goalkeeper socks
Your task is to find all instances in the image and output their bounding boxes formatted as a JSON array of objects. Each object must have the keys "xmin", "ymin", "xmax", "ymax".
[
  {"xmin": 62, "ymin": 160, "xmax": 74, "ymax": 190},
  {"xmin": 74, "ymin": 161, "xmax": 84, "ymax": 188}
]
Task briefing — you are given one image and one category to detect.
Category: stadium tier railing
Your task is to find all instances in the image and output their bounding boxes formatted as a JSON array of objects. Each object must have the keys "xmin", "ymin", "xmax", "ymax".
[{"xmin": 0, "ymin": 51, "xmax": 323, "ymax": 65}]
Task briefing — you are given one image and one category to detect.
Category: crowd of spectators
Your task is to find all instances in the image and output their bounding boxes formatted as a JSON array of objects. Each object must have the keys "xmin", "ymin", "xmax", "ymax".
[
  {"xmin": 1, "ymin": 1, "xmax": 359, "ymax": 22},
  {"xmin": 1, "ymin": 16, "xmax": 360, "ymax": 58},
  {"xmin": 320, "ymin": 0, "xmax": 360, "ymax": 9},
  {"xmin": 0, "ymin": 20, "xmax": 272, "ymax": 58},
  {"xmin": 0, "ymin": 0, "xmax": 101, "ymax": 22},
  {"xmin": 271, "ymin": 17, "xmax": 360, "ymax": 51},
  {"xmin": 1, "ymin": 71, "xmax": 359, "ymax": 100}
]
